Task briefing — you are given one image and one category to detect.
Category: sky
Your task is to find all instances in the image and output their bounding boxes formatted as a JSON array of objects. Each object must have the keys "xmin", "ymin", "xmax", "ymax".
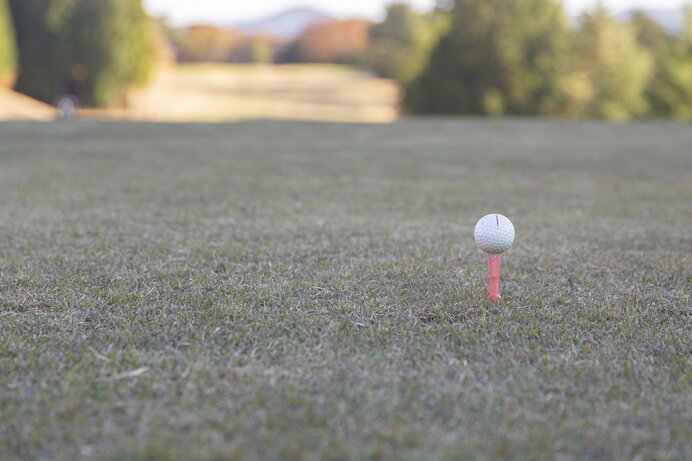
[{"xmin": 142, "ymin": 0, "xmax": 689, "ymax": 26}]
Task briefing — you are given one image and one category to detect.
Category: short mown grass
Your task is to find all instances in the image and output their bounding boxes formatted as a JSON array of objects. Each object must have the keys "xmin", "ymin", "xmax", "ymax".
[{"xmin": 0, "ymin": 119, "xmax": 690, "ymax": 460}]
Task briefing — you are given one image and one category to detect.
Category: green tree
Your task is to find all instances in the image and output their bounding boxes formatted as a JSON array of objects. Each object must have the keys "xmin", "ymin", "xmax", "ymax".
[
  {"xmin": 251, "ymin": 37, "xmax": 273, "ymax": 64},
  {"xmin": 0, "ymin": 0, "xmax": 16, "ymax": 86},
  {"xmin": 633, "ymin": 7, "xmax": 692, "ymax": 119},
  {"xmin": 365, "ymin": 3, "xmax": 447, "ymax": 85},
  {"xmin": 405, "ymin": 0, "xmax": 572, "ymax": 116},
  {"xmin": 9, "ymin": 0, "xmax": 154, "ymax": 107},
  {"xmin": 67, "ymin": 0, "xmax": 154, "ymax": 106},
  {"xmin": 8, "ymin": 0, "xmax": 71, "ymax": 101},
  {"xmin": 572, "ymin": 6, "xmax": 653, "ymax": 120},
  {"xmin": 630, "ymin": 10, "xmax": 674, "ymax": 53}
]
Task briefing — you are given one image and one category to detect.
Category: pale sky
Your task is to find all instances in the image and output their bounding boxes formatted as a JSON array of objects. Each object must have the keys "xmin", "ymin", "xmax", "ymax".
[{"xmin": 142, "ymin": 0, "xmax": 689, "ymax": 26}]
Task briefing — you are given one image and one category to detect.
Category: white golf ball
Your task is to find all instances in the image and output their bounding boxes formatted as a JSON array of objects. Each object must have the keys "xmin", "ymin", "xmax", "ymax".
[{"xmin": 474, "ymin": 214, "xmax": 515, "ymax": 254}]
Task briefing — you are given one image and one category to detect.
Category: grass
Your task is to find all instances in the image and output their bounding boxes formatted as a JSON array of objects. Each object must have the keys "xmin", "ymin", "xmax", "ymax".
[
  {"xmin": 78, "ymin": 64, "xmax": 399, "ymax": 123},
  {"xmin": 0, "ymin": 119, "xmax": 690, "ymax": 460}
]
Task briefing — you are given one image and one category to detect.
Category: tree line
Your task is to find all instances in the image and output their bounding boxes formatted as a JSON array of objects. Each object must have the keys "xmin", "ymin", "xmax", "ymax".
[
  {"xmin": 168, "ymin": 0, "xmax": 692, "ymax": 120},
  {"xmin": 0, "ymin": 0, "xmax": 690, "ymax": 118},
  {"xmin": 170, "ymin": 20, "xmax": 373, "ymax": 65},
  {"xmin": 389, "ymin": 0, "xmax": 692, "ymax": 120},
  {"xmin": 0, "ymin": 0, "xmax": 153, "ymax": 107}
]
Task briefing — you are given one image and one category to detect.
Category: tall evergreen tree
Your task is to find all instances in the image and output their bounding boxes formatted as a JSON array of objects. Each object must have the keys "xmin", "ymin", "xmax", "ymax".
[
  {"xmin": 0, "ymin": 0, "xmax": 16, "ymax": 86},
  {"xmin": 9, "ymin": 0, "xmax": 154, "ymax": 106},
  {"xmin": 405, "ymin": 0, "xmax": 571, "ymax": 116}
]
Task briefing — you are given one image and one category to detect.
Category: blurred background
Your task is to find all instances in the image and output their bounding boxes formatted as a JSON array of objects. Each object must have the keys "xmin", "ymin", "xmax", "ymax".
[{"xmin": 0, "ymin": 0, "xmax": 690, "ymax": 122}]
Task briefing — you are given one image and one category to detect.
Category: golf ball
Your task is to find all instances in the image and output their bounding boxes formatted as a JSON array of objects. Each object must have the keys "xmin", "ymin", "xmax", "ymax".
[{"xmin": 474, "ymin": 214, "xmax": 515, "ymax": 254}]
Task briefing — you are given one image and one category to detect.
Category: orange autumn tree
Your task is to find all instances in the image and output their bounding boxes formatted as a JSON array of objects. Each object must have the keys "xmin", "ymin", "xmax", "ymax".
[{"xmin": 283, "ymin": 19, "xmax": 372, "ymax": 64}]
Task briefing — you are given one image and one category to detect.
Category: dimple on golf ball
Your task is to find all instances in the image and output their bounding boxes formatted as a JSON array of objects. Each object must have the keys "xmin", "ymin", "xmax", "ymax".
[{"xmin": 474, "ymin": 214, "xmax": 515, "ymax": 254}]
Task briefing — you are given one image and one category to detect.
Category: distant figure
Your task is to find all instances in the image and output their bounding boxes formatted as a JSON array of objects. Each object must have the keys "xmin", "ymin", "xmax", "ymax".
[{"xmin": 54, "ymin": 94, "xmax": 80, "ymax": 120}]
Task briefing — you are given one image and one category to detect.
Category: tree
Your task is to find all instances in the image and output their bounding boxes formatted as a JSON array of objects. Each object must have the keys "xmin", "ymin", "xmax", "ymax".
[
  {"xmin": 365, "ymin": 3, "xmax": 447, "ymax": 85},
  {"xmin": 9, "ymin": 0, "xmax": 154, "ymax": 107},
  {"xmin": 632, "ymin": 7, "xmax": 692, "ymax": 119},
  {"xmin": 67, "ymin": 0, "xmax": 154, "ymax": 106},
  {"xmin": 281, "ymin": 19, "xmax": 372, "ymax": 64},
  {"xmin": 572, "ymin": 6, "xmax": 653, "ymax": 119},
  {"xmin": 0, "ymin": 0, "xmax": 16, "ymax": 87},
  {"xmin": 8, "ymin": 0, "xmax": 71, "ymax": 102},
  {"xmin": 226, "ymin": 35, "xmax": 278, "ymax": 63},
  {"xmin": 630, "ymin": 10, "xmax": 674, "ymax": 53},
  {"xmin": 175, "ymin": 25, "xmax": 241, "ymax": 63},
  {"xmin": 405, "ymin": 0, "xmax": 572, "ymax": 116},
  {"xmin": 250, "ymin": 36, "xmax": 273, "ymax": 64}
]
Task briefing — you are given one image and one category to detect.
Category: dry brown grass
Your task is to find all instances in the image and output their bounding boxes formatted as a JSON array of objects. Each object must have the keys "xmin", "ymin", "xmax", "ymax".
[
  {"xmin": 0, "ymin": 87, "xmax": 56, "ymax": 121},
  {"xmin": 81, "ymin": 63, "xmax": 400, "ymax": 123}
]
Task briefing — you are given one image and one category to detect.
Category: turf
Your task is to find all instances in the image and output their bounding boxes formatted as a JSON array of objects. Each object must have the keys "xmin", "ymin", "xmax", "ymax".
[{"xmin": 0, "ymin": 119, "xmax": 690, "ymax": 460}]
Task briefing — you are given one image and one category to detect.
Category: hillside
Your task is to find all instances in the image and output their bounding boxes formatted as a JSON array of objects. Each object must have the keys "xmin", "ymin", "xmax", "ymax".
[{"xmin": 233, "ymin": 7, "xmax": 335, "ymax": 40}]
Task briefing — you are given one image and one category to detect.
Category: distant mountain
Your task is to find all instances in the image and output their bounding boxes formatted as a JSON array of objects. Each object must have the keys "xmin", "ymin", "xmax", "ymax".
[
  {"xmin": 234, "ymin": 7, "xmax": 335, "ymax": 41},
  {"xmin": 618, "ymin": 8, "xmax": 685, "ymax": 34}
]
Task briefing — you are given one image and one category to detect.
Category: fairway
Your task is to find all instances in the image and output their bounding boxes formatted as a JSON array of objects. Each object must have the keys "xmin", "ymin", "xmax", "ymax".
[
  {"xmin": 0, "ymin": 120, "xmax": 690, "ymax": 459},
  {"xmin": 78, "ymin": 64, "xmax": 400, "ymax": 124}
]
